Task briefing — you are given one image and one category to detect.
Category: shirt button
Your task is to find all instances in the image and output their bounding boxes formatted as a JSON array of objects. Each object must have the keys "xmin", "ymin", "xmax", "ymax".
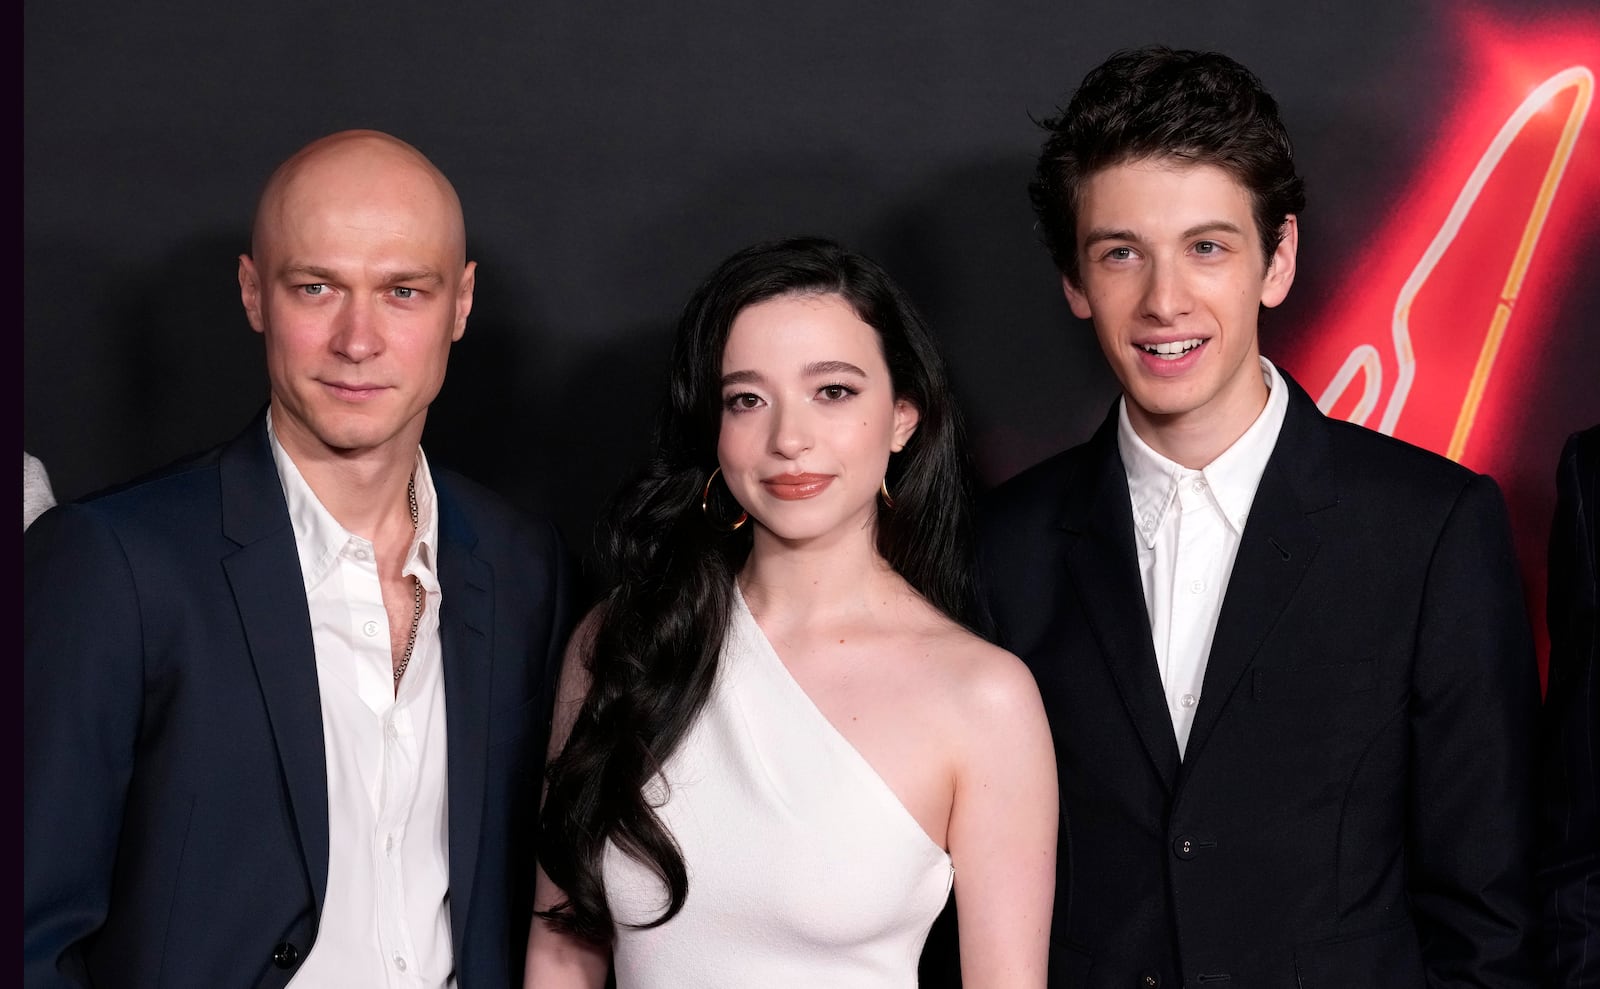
[
  {"xmin": 386, "ymin": 832, "xmax": 395, "ymax": 855},
  {"xmin": 353, "ymin": 548, "xmax": 370, "ymax": 562},
  {"xmin": 363, "ymin": 620, "xmax": 379, "ymax": 637},
  {"xmin": 1180, "ymin": 693, "xmax": 1198, "ymax": 709},
  {"xmin": 1191, "ymin": 479, "xmax": 1207, "ymax": 493},
  {"xmin": 1141, "ymin": 514, "xmax": 1156, "ymax": 532},
  {"xmin": 1189, "ymin": 579, "xmax": 1205, "ymax": 594},
  {"xmin": 394, "ymin": 955, "xmax": 407, "ymax": 972}
]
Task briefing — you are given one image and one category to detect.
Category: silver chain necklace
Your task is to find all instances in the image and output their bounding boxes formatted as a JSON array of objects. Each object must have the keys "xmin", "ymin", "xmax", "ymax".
[{"xmin": 393, "ymin": 473, "xmax": 423, "ymax": 684}]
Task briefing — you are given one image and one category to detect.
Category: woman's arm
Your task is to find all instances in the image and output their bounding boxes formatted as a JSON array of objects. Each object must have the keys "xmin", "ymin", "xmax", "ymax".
[
  {"xmin": 524, "ymin": 610, "xmax": 612, "ymax": 988},
  {"xmin": 947, "ymin": 648, "xmax": 1058, "ymax": 988}
]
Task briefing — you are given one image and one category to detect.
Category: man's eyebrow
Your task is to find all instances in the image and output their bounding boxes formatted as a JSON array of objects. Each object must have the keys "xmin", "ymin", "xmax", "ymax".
[
  {"xmin": 803, "ymin": 360, "xmax": 868, "ymax": 378},
  {"xmin": 1181, "ymin": 221, "xmax": 1246, "ymax": 239},
  {"xmin": 1081, "ymin": 227, "xmax": 1141, "ymax": 247},
  {"xmin": 383, "ymin": 268, "xmax": 446, "ymax": 286},
  {"xmin": 276, "ymin": 264, "xmax": 445, "ymax": 286},
  {"xmin": 279, "ymin": 263, "xmax": 339, "ymax": 281}
]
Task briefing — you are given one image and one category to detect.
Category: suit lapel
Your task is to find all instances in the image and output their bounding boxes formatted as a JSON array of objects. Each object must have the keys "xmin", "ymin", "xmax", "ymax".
[
  {"xmin": 1182, "ymin": 374, "xmax": 1335, "ymax": 768},
  {"xmin": 435, "ymin": 479, "xmax": 494, "ymax": 960},
  {"xmin": 1060, "ymin": 415, "xmax": 1182, "ymax": 792},
  {"xmin": 218, "ymin": 417, "xmax": 330, "ymax": 913}
]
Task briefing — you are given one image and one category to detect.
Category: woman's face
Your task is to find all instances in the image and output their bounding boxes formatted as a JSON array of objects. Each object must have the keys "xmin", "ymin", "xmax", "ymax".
[{"xmin": 716, "ymin": 292, "xmax": 919, "ymax": 548}]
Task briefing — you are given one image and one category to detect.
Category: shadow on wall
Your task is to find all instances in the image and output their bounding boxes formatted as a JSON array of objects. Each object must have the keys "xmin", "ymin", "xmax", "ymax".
[
  {"xmin": 869, "ymin": 154, "xmax": 1121, "ymax": 490},
  {"xmin": 24, "ymin": 233, "xmax": 267, "ymax": 502},
  {"xmin": 424, "ymin": 245, "xmax": 667, "ymax": 599}
]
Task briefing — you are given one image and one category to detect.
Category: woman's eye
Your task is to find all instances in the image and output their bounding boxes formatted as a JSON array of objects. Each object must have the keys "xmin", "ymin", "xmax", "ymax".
[
  {"xmin": 724, "ymin": 393, "xmax": 761, "ymax": 411},
  {"xmin": 819, "ymin": 385, "xmax": 851, "ymax": 401}
]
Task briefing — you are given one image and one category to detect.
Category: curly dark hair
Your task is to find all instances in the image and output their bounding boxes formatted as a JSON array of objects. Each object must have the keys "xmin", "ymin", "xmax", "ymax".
[
  {"xmin": 536, "ymin": 237, "xmax": 982, "ymax": 944},
  {"xmin": 1030, "ymin": 46, "xmax": 1307, "ymax": 285}
]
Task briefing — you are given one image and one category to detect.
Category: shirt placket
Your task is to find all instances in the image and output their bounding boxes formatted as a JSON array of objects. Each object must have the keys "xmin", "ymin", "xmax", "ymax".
[
  {"xmin": 1169, "ymin": 476, "xmax": 1212, "ymax": 753},
  {"xmin": 375, "ymin": 702, "xmax": 421, "ymax": 986}
]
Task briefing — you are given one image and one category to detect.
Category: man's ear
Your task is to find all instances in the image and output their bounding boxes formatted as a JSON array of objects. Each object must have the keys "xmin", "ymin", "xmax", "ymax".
[
  {"xmin": 890, "ymin": 398, "xmax": 921, "ymax": 453},
  {"xmin": 238, "ymin": 255, "xmax": 265, "ymax": 334},
  {"xmin": 452, "ymin": 260, "xmax": 476, "ymax": 342},
  {"xmin": 1062, "ymin": 273, "xmax": 1094, "ymax": 320},
  {"xmin": 1261, "ymin": 215, "xmax": 1298, "ymax": 309}
]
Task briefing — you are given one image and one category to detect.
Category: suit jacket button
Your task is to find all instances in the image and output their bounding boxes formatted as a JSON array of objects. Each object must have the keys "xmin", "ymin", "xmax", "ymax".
[
  {"xmin": 272, "ymin": 942, "xmax": 300, "ymax": 969},
  {"xmin": 1173, "ymin": 835, "xmax": 1196, "ymax": 859},
  {"xmin": 1142, "ymin": 974, "xmax": 1160, "ymax": 987}
]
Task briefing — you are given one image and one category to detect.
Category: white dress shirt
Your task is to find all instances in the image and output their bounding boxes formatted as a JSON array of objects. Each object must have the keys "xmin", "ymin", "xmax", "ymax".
[
  {"xmin": 1118, "ymin": 357, "xmax": 1288, "ymax": 758},
  {"xmin": 268, "ymin": 415, "xmax": 453, "ymax": 988}
]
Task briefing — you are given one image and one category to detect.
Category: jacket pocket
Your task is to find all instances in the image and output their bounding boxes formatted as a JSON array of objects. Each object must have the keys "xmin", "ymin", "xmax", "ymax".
[
  {"xmin": 490, "ymin": 691, "xmax": 547, "ymax": 749},
  {"xmin": 1293, "ymin": 923, "xmax": 1424, "ymax": 988},
  {"xmin": 1048, "ymin": 940, "xmax": 1094, "ymax": 987}
]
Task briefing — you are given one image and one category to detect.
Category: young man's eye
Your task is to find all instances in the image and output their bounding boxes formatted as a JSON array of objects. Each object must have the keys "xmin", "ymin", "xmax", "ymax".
[
  {"xmin": 393, "ymin": 286, "xmax": 416, "ymax": 299},
  {"xmin": 300, "ymin": 283, "xmax": 327, "ymax": 296},
  {"xmin": 1106, "ymin": 246, "xmax": 1134, "ymax": 261},
  {"xmin": 1193, "ymin": 241, "xmax": 1221, "ymax": 255}
]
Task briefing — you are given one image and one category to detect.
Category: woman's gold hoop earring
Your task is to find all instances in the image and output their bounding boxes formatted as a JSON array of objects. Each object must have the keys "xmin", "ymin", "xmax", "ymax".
[
  {"xmin": 701, "ymin": 467, "xmax": 748, "ymax": 532},
  {"xmin": 879, "ymin": 477, "xmax": 895, "ymax": 509}
]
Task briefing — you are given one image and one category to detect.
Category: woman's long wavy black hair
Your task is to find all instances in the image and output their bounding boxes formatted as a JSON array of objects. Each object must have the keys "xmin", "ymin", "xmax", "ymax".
[{"xmin": 536, "ymin": 236, "xmax": 982, "ymax": 944}]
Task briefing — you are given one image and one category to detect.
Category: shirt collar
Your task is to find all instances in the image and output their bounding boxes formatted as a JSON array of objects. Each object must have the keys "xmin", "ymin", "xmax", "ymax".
[
  {"xmin": 1117, "ymin": 357, "xmax": 1289, "ymax": 548},
  {"xmin": 266, "ymin": 410, "xmax": 441, "ymax": 594}
]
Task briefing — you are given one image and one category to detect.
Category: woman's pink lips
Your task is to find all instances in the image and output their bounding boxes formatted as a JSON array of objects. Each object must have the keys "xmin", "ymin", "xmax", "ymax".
[{"xmin": 761, "ymin": 473, "xmax": 834, "ymax": 500}]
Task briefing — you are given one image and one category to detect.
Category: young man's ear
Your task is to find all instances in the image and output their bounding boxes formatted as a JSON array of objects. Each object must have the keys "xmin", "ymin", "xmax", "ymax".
[
  {"xmin": 1261, "ymin": 216, "xmax": 1298, "ymax": 309},
  {"xmin": 1062, "ymin": 274, "xmax": 1094, "ymax": 320}
]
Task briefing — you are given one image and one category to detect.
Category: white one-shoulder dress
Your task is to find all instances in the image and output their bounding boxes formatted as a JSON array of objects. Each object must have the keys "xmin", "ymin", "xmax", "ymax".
[{"xmin": 602, "ymin": 591, "xmax": 955, "ymax": 987}]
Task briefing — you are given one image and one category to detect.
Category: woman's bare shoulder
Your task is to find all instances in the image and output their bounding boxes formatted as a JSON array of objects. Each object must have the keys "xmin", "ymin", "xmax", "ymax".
[{"xmin": 900, "ymin": 605, "xmax": 1043, "ymax": 726}]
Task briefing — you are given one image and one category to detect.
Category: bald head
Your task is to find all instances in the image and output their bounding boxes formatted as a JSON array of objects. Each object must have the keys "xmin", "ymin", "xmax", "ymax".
[{"xmin": 250, "ymin": 129, "xmax": 467, "ymax": 266}]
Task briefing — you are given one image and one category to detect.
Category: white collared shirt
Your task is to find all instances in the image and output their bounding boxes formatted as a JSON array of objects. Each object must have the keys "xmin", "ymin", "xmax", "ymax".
[
  {"xmin": 1117, "ymin": 357, "xmax": 1288, "ymax": 758},
  {"xmin": 268, "ymin": 414, "xmax": 453, "ymax": 988}
]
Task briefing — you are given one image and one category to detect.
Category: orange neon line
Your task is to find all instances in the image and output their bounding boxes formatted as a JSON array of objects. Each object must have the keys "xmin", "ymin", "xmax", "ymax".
[{"xmin": 1448, "ymin": 67, "xmax": 1592, "ymax": 460}]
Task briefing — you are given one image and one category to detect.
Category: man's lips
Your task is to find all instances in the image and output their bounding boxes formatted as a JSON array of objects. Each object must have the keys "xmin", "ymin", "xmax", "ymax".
[
  {"xmin": 761, "ymin": 473, "xmax": 834, "ymax": 500},
  {"xmin": 1133, "ymin": 337, "xmax": 1207, "ymax": 376},
  {"xmin": 322, "ymin": 381, "xmax": 390, "ymax": 401},
  {"xmin": 1134, "ymin": 337, "xmax": 1206, "ymax": 360}
]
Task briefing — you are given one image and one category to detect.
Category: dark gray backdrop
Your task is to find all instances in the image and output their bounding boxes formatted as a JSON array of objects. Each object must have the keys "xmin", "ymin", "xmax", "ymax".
[{"xmin": 25, "ymin": 1, "xmax": 1599, "ymax": 631}]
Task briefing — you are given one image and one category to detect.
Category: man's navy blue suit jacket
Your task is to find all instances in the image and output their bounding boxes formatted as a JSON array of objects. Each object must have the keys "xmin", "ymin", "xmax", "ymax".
[{"xmin": 24, "ymin": 417, "xmax": 574, "ymax": 988}]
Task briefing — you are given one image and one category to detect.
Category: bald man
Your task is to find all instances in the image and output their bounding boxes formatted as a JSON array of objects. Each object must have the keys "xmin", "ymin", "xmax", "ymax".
[{"xmin": 24, "ymin": 131, "xmax": 574, "ymax": 989}]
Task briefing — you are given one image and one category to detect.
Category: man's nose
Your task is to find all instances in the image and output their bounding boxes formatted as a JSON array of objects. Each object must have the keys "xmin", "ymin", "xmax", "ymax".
[
  {"xmin": 1140, "ymin": 258, "xmax": 1193, "ymax": 324},
  {"xmin": 331, "ymin": 297, "xmax": 383, "ymax": 361}
]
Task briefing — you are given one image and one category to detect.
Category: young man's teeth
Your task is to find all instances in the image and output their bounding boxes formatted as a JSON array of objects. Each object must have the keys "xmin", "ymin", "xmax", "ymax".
[{"xmin": 1141, "ymin": 339, "xmax": 1203, "ymax": 358}]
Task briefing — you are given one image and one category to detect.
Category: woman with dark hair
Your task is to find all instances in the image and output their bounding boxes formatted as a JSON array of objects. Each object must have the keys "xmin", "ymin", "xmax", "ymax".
[{"xmin": 525, "ymin": 238, "xmax": 1056, "ymax": 987}]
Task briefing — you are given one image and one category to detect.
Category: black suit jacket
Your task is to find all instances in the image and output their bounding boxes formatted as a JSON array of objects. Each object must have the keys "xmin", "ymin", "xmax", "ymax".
[
  {"xmin": 1540, "ymin": 425, "xmax": 1600, "ymax": 987},
  {"xmin": 23, "ymin": 418, "xmax": 574, "ymax": 989},
  {"xmin": 977, "ymin": 372, "xmax": 1539, "ymax": 987}
]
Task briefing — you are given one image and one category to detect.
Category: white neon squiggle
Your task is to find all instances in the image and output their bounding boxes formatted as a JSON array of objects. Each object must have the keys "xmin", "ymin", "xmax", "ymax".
[{"xmin": 1316, "ymin": 65, "xmax": 1593, "ymax": 448}]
